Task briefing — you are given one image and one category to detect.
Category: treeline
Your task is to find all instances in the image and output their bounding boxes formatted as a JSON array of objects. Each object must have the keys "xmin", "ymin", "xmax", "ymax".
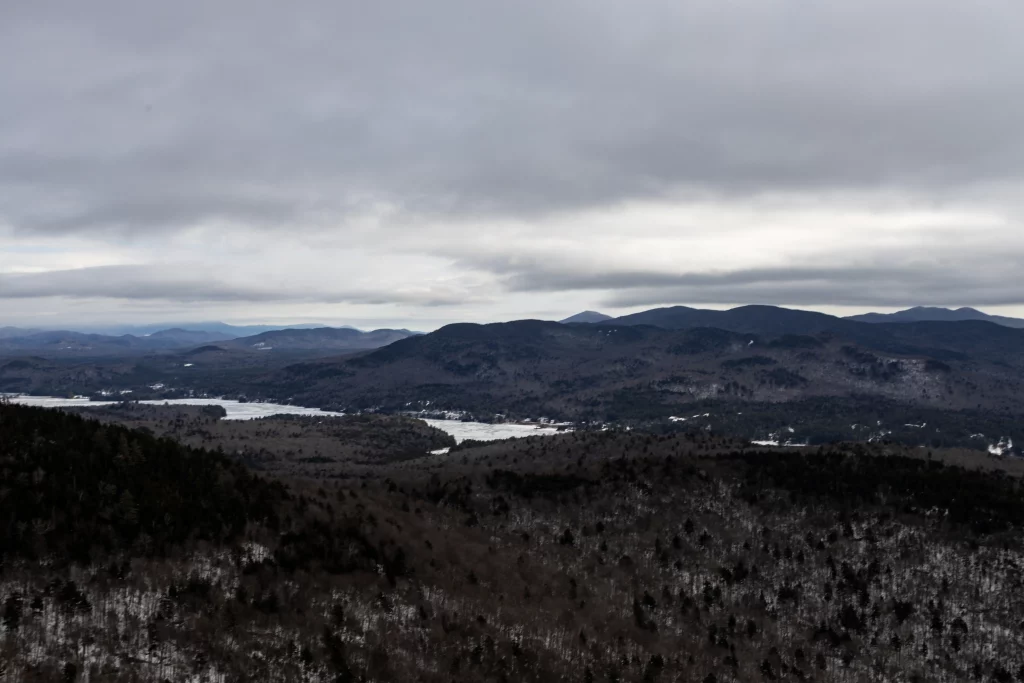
[
  {"xmin": 0, "ymin": 402, "xmax": 289, "ymax": 565},
  {"xmin": 731, "ymin": 448, "xmax": 1024, "ymax": 535},
  {"xmin": 419, "ymin": 431, "xmax": 1024, "ymax": 681},
  {"xmin": 625, "ymin": 395, "xmax": 1021, "ymax": 453},
  {"xmin": 0, "ymin": 403, "xmax": 409, "ymax": 575}
]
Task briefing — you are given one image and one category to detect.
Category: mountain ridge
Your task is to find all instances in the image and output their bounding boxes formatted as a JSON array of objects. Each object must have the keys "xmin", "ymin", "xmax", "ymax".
[
  {"xmin": 559, "ymin": 310, "xmax": 612, "ymax": 324},
  {"xmin": 223, "ymin": 326, "xmax": 418, "ymax": 352},
  {"xmin": 262, "ymin": 314, "xmax": 1024, "ymax": 431},
  {"xmin": 847, "ymin": 306, "xmax": 1024, "ymax": 328},
  {"xmin": 0, "ymin": 325, "xmax": 419, "ymax": 356},
  {"xmin": 607, "ymin": 304, "xmax": 848, "ymax": 336}
]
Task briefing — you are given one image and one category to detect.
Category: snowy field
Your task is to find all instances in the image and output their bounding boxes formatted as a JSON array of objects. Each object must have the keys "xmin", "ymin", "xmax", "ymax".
[
  {"xmin": 6, "ymin": 395, "xmax": 565, "ymax": 444},
  {"xmin": 9, "ymin": 395, "xmax": 345, "ymax": 419},
  {"xmin": 422, "ymin": 418, "xmax": 563, "ymax": 442}
]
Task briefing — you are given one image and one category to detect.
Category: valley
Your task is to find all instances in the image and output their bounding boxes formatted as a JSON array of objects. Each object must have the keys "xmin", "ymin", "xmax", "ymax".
[
  {"xmin": 2, "ymin": 307, "xmax": 1023, "ymax": 455},
  {"xmin": 3, "ymin": 307, "xmax": 1024, "ymax": 680},
  {"xmin": 3, "ymin": 306, "xmax": 1023, "ymax": 681}
]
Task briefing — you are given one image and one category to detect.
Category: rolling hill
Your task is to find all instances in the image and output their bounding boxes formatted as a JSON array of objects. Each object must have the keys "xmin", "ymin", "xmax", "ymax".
[
  {"xmin": 0, "ymin": 326, "xmax": 41, "ymax": 339},
  {"xmin": 602, "ymin": 305, "xmax": 1024, "ymax": 360},
  {"xmin": 847, "ymin": 306, "xmax": 1024, "ymax": 328},
  {"xmin": 6, "ymin": 305, "xmax": 1024, "ymax": 449},
  {"xmin": 0, "ymin": 330, "xmax": 157, "ymax": 355},
  {"xmin": 261, "ymin": 316, "xmax": 1024, "ymax": 435},
  {"xmin": 607, "ymin": 304, "xmax": 856, "ymax": 336},
  {"xmin": 559, "ymin": 310, "xmax": 612, "ymax": 324},
  {"xmin": 0, "ymin": 326, "xmax": 417, "ymax": 356},
  {"xmin": 146, "ymin": 327, "xmax": 234, "ymax": 345},
  {"xmin": 224, "ymin": 326, "xmax": 418, "ymax": 352}
]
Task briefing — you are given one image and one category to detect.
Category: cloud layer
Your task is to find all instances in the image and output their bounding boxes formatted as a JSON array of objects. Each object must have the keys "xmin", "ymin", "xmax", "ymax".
[
  {"xmin": 0, "ymin": 266, "xmax": 472, "ymax": 307},
  {"xmin": 2, "ymin": 1, "xmax": 1023, "ymax": 326}
]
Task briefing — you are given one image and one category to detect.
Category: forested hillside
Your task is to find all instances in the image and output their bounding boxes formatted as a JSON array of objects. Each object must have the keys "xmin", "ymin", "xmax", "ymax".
[
  {"xmin": 3, "ymin": 400, "xmax": 1024, "ymax": 681},
  {"xmin": 5, "ymin": 311, "xmax": 1024, "ymax": 455},
  {"xmin": 0, "ymin": 403, "xmax": 288, "ymax": 565},
  {"xmin": 65, "ymin": 402, "xmax": 457, "ymax": 478},
  {"xmin": 0, "ymin": 402, "xmax": 412, "ymax": 680},
  {"xmin": 254, "ymin": 320, "xmax": 1024, "ymax": 446}
]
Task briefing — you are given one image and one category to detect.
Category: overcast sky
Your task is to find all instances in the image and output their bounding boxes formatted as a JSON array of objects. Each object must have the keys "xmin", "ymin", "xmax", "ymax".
[{"xmin": 3, "ymin": 1, "xmax": 1024, "ymax": 330}]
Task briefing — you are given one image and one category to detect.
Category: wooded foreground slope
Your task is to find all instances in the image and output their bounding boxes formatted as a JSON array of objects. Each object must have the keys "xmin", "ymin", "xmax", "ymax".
[{"xmin": 2, "ymin": 402, "xmax": 1024, "ymax": 682}]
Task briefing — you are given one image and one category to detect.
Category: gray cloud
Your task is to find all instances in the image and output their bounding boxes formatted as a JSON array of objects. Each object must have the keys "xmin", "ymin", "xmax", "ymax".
[
  {"xmin": 0, "ymin": 266, "xmax": 470, "ymax": 307},
  {"xmin": 600, "ymin": 274, "xmax": 1024, "ymax": 310},
  {"xmin": 3, "ymin": 0, "xmax": 1024, "ymax": 236},
  {"xmin": 2, "ymin": 1, "xmax": 1024, "ymax": 324},
  {"xmin": 456, "ymin": 253, "xmax": 1024, "ymax": 309}
]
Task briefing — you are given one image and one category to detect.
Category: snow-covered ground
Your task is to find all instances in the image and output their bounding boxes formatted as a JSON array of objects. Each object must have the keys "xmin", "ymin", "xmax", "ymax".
[
  {"xmin": 9, "ymin": 395, "xmax": 346, "ymax": 419},
  {"xmin": 989, "ymin": 437, "xmax": 1014, "ymax": 456},
  {"xmin": 423, "ymin": 419, "xmax": 563, "ymax": 443},
  {"xmin": 6, "ymin": 395, "xmax": 565, "ymax": 444},
  {"xmin": 750, "ymin": 428, "xmax": 807, "ymax": 448}
]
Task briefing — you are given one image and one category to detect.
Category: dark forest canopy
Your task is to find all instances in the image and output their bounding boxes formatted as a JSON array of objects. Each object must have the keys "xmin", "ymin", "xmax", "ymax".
[
  {"xmin": 0, "ymin": 402, "xmax": 287, "ymax": 565},
  {"xmin": 2, "ymin": 402, "xmax": 1024, "ymax": 681}
]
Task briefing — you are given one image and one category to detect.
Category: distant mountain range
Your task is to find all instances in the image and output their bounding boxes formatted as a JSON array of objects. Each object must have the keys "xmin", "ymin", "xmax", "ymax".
[
  {"xmin": 5, "ymin": 303, "xmax": 1020, "ymax": 360},
  {"xmin": 0, "ymin": 326, "xmax": 41, "ymax": 339},
  {"xmin": 846, "ymin": 306, "xmax": 1024, "ymax": 328},
  {"xmin": 222, "ymin": 327, "xmax": 418, "ymax": 353},
  {"xmin": 61, "ymin": 321, "xmax": 341, "ymax": 337},
  {"xmin": 606, "ymin": 304, "xmax": 843, "ymax": 336},
  {"xmin": 146, "ymin": 328, "xmax": 233, "ymax": 345},
  {"xmin": 0, "ymin": 330, "xmax": 192, "ymax": 354},
  {"xmin": 589, "ymin": 305, "xmax": 1024, "ymax": 363},
  {"xmin": 0, "ymin": 326, "xmax": 418, "ymax": 356},
  {"xmin": 596, "ymin": 304, "xmax": 1024, "ymax": 333},
  {"xmin": 265, "ymin": 312, "xmax": 1024, "ymax": 428},
  {"xmin": 7, "ymin": 304, "xmax": 1024, "ymax": 450},
  {"xmin": 560, "ymin": 311, "xmax": 613, "ymax": 324}
]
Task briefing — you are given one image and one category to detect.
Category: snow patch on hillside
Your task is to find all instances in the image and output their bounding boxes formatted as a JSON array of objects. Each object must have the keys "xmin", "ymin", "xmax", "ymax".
[{"xmin": 989, "ymin": 437, "xmax": 1015, "ymax": 456}]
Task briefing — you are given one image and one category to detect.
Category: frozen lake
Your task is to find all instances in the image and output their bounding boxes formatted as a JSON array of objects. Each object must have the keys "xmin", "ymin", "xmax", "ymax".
[
  {"xmin": 6, "ymin": 395, "xmax": 566, "ymax": 444},
  {"xmin": 9, "ymin": 395, "xmax": 345, "ymax": 420},
  {"xmin": 421, "ymin": 418, "xmax": 564, "ymax": 442}
]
